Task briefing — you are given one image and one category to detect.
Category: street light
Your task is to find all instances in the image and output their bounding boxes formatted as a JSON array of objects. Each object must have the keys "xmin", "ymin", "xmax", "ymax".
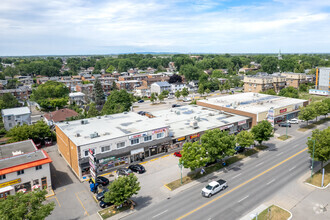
[
  {"xmin": 178, "ymin": 162, "xmax": 183, "ymax": 185},
  {"xmin": 311, "ymin": 139, "xmax": 315, "ymax": 179}
]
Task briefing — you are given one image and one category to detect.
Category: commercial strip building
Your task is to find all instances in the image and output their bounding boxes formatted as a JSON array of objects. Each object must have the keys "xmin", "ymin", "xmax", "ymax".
[
  {"xmin": 197, "ymin": 92, "xmax": 308, "ymax": 126},
  {"xmin": 310, "ymin": 67, "xmax": 330, "ymax": 96},
  {"xmin": 56, "ymin": 106, "xmax": 250, "ymax": 180},
  {"xmin": 0, "ymin": 140, "xmax": 52, "ymax": 199}
]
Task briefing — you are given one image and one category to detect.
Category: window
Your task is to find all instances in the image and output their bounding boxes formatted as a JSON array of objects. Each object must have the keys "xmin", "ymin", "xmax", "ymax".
[
  {"xmin": 157, "ymin": 133, "xmax": 164, "ymax": 139},
  {"xmin": 17, "ymin": 170, "xmax": 24, "ymax": 175},
  {"xmin": 117, "ymin": 142, "xmax": 125, "ymax": 149},
  {"xmin": 8, "ymin": 116, "xmax": 11, "ymax": 120},
  {"xmin": 84, "ymin": 150, "xmax": 89, "ymax": 157},
  {"xmin": 0, "ymin": 175, "xmax": 6, "ymax": 180},
  {"xmin": 130, "ymin": 138, "xmax": 140, "ymax": 145},
  {"xmin": 36, "ymin": 165, "xmax": 42, "ymax": 170},
  {"xmin": 101, "ymin": 146, "xmax": 111, "ymax": 152},
  {"xmin": 144, "ymin": 135, "xmax": 152, "ymax": 142}
]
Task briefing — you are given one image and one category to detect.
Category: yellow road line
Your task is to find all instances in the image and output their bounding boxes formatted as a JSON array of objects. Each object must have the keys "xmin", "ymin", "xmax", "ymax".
[
  {"xmin": 164, "ymin": 184, "xmax": 172, "ymax": 191},
  {"xmin": 54, "ymin": 196, "xmax": 61, "ymax": 207},
  {"xmin": 177, "ymin": 148, "xmax": 308, "ymax": 220},
  {"xmin": 75, "ymin": 191, "xmax": 89, "ymax": 216},
  {"xmin": 54, "ymin": 188, "xmax": 66, "ymax": 194}
]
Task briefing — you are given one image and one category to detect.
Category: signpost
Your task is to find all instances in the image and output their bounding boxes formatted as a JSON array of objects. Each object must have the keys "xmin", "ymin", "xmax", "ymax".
[{"xmin": 89, "ymin": 149, "xmax": 97, "ymax": 183}]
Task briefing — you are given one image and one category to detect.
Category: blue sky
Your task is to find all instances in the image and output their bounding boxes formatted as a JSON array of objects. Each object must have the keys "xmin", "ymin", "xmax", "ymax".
[{"xmin": 0, "ymin": 0, "xmax": 330, "ymax": 56}]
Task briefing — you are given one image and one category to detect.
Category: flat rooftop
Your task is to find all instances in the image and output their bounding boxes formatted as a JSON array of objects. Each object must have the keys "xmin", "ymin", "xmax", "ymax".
[
  {"xmin": 151, "ymin": 105, "xmax": 250, "ymax": 139},
  {"xmin": 0, "ymin": 140, "xmax": 48, "ymax": 170},
  {"xmin": 1, "ymin": 107, "xmax": 31, "ymax": 116},
  {"xmin": 198, "ymin": 93, "xmax": 307, "ymax": 114},
  {"xmin": 56, "ymin": 112, "xmax": 169, "ymax": 146}
]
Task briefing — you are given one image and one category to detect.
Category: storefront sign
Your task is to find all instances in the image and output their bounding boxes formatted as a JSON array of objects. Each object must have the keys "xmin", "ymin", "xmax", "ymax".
[
  {"xmin": 280, "ymin": 108, "xmax": 287, "ymax": 113},
  {"xmin": 152, "ymin": 128, "xmax": 167, "ymax": 134},
  {"xmin": 0, "ymin": 178, "xmax": 21, "ymax": 188},
  {"xmin": 89, "ymin": 160, "xmax": 96, "ymax": 170},
  {"xmin": 177, "ymin": 137, "xmax": 186, "ymax": 142},
  {"xmin": 221, "ymin": 124, "xmax": 234, "ymax": 130},
  {"xmin": 268, "ymin": 108, "xmax": 275, "ymax": 117},
  {"xmin": 238, "ymin": 120, "xmax": 246, "ymax": 126},
  {"xmin": 129, "ymin": 134, "xmax": 142, "ymax": 139},
  {"xmin": 90, "ymin": 167, "xmax": 96, "ymax": 180},
  {"xmin": 99, "ymin": 157, "xmax": 115, "ymax": 164},
  {"xmin": 190, "ymin": 133, "xmax": 200, "ymax": 139},
  {"xmin": 89, "ymin": 148, "xmax": 97, "ymax": 181},
  {"xmin": 131, "ymin": 148, "xmax": 144, "ymax": 155}
]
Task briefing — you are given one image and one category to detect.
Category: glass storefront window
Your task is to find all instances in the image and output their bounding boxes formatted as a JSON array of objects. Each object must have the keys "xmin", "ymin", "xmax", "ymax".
[{"xmin": 15, "ymin": 182, "xmax": 31, "ymax": 193}]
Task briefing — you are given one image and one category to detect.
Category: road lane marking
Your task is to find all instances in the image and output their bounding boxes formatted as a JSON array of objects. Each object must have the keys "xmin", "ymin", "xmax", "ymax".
[
  {"xmin": 231, "ymin": 173, "xmax": 242, "ymax": 179},
  {"xmin": 75, "ymin": 192, "xmax": 89, "ymax": 216},
  {"xmin": 176, "ymin": 148, "xmax": 308, "ymax": 220},
  {"xmin": 289, "ymin": 166, "xmax": 296, "ymax": 171},
  {"xmin": 255, "ymin": 162, "xmax": 264, "ymax": 167},
  {"xmin": 276, "ymin": 152, "xmax": 284, "ymax": 156},
  {"xmin": 238, "ymin": 195, "xmax": 249, "ymax": 203},
  {"xmin": 152, "ymin": 210, "xmax": 168, "ymax": 218},
  {"xmin": 266, "ymin": 179, "xmax": 276, "ymax": 185},
  {"xmin": 54, "ymin": 196, "xmax": 61, "ymax": 207}
]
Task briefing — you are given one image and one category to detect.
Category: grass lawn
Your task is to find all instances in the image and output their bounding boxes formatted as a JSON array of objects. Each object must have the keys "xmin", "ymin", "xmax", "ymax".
[
  {"xmin": 98, "ymin": 201, "xmax": 133, "ymax": 219},
  {"xmin": 299, "ymin": 92, "xmax": 328, "ymax": 103},
  {"xmin": 277, "ymin": 135, "xmax": 292, "ymax": 141},
  {"xmin": 298, "ymin": 117, "xmax": 329, "ymax": 132},
  {"xmin": 306, "ymin": 163, "xmax": 330, "ymax": 187},
  {"xmin": 253, "ymin": 205, "xmax": 291, "ymax": 220},
  {"xmin": 166, "ymin": 145, "xmax": 268, "ymax": 190}
]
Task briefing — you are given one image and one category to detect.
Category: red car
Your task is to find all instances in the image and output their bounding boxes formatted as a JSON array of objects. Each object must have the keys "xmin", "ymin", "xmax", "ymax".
[{"xmin": 174, "ymin": 151, "xmax": 182, "ymax": 157}]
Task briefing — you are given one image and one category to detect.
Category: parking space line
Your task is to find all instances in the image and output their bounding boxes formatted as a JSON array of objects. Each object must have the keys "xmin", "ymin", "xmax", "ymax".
[
  {"xmin": 54, "ymin": 196, "xmax": 61, "ymax": 207},
  {"xmin": 54, "ymin": 188, "xmax": 66, "ymax": 194},
  {"xmin": 75, "ymin": 191, "xmax": 89, "ymax": 216}
]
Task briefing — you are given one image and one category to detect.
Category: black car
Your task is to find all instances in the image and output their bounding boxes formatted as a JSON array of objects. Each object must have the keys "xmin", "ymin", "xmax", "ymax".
[
  {"xmin": 279, "ymin": 122, "xmax": 291, "ymax": 127},
  {"xmin": 99, "ymin": 200, "xmax": 113, "ymax": 208},
  {"xmin": 94, "ymin": 176, "xmax": 110, "ymax": 186},
  {"xmin": 235, "ymin": 146, "xmax": 245, "ymax": 154},
  {"xmin": 128, "ymin": 164, "xmax": 146, "ymax": 174},
  {"xmin": 96, "ymin": 188, "xmax": 109, "ymax": 201},
  {"xmin": 138, "ymin": 100, "xmax": 144, "ymax": 103},
  {"xmin": 117, "ymin": 168, "xmax": 133, "ymax": 176},
  {"xmin": 137, "ymin": 111, "xmax": 145, "ymax": 115},
  {"xmin": 172, "ymin": 104, "xmax": 181, "ymax": 108}
]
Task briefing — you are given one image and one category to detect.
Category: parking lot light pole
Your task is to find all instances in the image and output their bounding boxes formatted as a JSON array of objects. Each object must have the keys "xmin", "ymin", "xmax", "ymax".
[
  {"xmin": 178, "ymin": 162, "xmax": 183, "ymax": 185},
  {"xmin": 311, "ymin": 139, "xmax": 315, "ymax": 179}
]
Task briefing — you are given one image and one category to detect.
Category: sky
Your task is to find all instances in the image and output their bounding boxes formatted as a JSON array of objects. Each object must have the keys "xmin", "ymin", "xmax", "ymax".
[{"xmin": 0, "ymin": 0, "xmax": 330, "ymax": 56}]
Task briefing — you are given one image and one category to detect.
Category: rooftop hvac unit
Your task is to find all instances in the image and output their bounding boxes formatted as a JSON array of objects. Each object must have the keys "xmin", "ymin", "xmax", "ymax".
[
  {"xmin": 81, "ymin": 119, "xmax": 88, "ymax": 125},
  {"xmin": 208, "ymin": 113, "xmax": 215, "ymax": 116},
  {"xmin": 12, "ymin": 150, "xmax": 23, "ymax": 156},
  {"xmin": 190, "ymin": 120, "xmax": 199, "ymax": 129},
  {"xmin": 176, "ymin": 111, "xmax": 181, "ymax": 115},
  {"xmin": 97, "ymin": 116, "xmax": 101, "ymax": 119},
  {"xmin": 90, "ymin": 132, "xmax": 99, "ymax": 139},
  {"xmin": 75, "ymin": 133, "xmax": 80, "ymax": 137}
]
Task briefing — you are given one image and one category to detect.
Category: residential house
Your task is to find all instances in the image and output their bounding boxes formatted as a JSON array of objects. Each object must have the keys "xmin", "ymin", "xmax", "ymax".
[
  {"xmin": 44, "ymin": 108, "xmax": 79, "ymax": 126},
  {"xmin": 150, "ymin": 82, "xmax": 171, "ymax": 95},
  {"xmin": 0, "ymin": 86, "xmax": 32, "ymax": 101},
  {"xmin": 69, "ymin": 92, "xmax": 85, "ymax": 105},
  {"xmin": 116, "ymin": 80, "xmax": 142, "ymax": 91},
  {"xmin": 1, "ymin": 107, "xmax": 31, "ymax": 131},
  {"xmin": 280, "ymin": 72, "xmax": 307, "ymax": 88},
  {"xmin": 170, "ymin": 83, "xmax": 187, "ymax": 93}
]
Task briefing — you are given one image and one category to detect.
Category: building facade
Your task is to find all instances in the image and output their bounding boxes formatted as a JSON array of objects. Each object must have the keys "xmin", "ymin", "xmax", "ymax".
[
  {"xmin": 311, "ymin": 67, "xmax": 330, "ymax": 96},
  {"xmin": 1, "ymin": 107, "xmax": 31, "ymax": 131},
  {"xmin": 150, "ymin": 82, "xmax": 171, "ymax": 95}
]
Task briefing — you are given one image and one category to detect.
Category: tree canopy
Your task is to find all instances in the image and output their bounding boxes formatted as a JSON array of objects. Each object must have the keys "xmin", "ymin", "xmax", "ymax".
[
  {"xmin": 0, "ymin": 190, "xmax": 55, "ymax": 220},
  {"xmin": 168, "ymin": 74, "xmax": 182, "ymax": 83},
  {"xmin": 180, "ymin": 142, "xmax": 208, "ymax": 171},
  {"xmin": 0, "ymin": 93, "xmax": 20, "ymax": 111},
  {"xmin": 298, "ymin": 105, "xmax": 316, "ymax": 125},
  {"xmin": 278, "ymin": 86, "xmax": 299, "ymax": 98},
  {"xmin": 251, "ymin": 120, "xmax": 273, "ymax": 145},
  {"xmin": 92, "ymin": 78, "xmax": 105, "ymax": 106},
  {"xmin": 236, "ymin": 130, "xmax": 255, "ymax": 148},
  {"xmin": 101, "ymin": 90, "xmax": 133, "ymax": 115},
  {"xmin": 180, "ymin": 64, "xmax": 202, "ymax": 81},
  {"xmin": 307, "ymin": 127, "xmax": 330, "ymax": 168}
]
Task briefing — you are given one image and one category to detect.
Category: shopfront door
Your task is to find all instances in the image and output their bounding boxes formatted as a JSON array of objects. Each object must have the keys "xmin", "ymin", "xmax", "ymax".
[{"xmin": 41, "ymin": 177, "xmax": 47, "ymax": 189}]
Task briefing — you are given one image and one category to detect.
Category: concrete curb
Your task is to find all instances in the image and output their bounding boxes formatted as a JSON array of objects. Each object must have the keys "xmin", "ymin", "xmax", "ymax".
[
  {"xmin": 304, "ymin": 182, "xmax": 330, "ymax": 190},
  {"xmin": 45, "ymin": 189, "xmax": 55, "ymax": 198},
  {"xmin": 97, "ymin": 211, "xmax": 103, "ymax": 220},
  {"xmin": 275, "ymin": 204, "xmax": 293, "ymax": 220}
]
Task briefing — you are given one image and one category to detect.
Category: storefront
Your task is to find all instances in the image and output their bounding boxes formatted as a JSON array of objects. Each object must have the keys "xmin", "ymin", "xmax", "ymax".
[
  {"xmin": 170, "ymin": 137, "xmax": 186, "ymax": 150},
  {"xmin": 189, "ymin": 133, "xmax": 200, "ymax": 142}
]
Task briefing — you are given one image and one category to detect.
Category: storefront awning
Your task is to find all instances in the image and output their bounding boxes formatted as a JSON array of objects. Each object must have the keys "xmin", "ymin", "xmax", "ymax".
[{"xmin": 0, "ymin": 185, "xmax": 14, "ymax": 193}]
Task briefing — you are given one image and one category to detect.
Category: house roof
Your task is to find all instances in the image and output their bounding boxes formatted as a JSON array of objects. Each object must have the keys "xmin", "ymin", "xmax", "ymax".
[
  {"xmin": 1, "ymin": 107, "xmax": 31, "ymax": 116},
  {"xmin": 153, "ymin": 81, "xmax": 171, "ymax": 87},
  {"xmin": 44, "ymin": 108, "xmax": 79, "ymax": 123}
]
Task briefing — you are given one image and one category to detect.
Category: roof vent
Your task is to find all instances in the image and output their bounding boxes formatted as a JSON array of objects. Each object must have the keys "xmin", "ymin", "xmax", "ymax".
[
  {"xmin": 90, "ymin": 132, "xmax": 99, "ymax": 139},
  {"xmin": 75, "ymin": 133, "xmax": 81, "ymax": 137},
  {"xmin": 12, "ymin": 150, "xmax": 23, "ymax": 156},
  {"xmin": 190, "ymin": 120, "xmax": 199, "ymax": 129},
  {"xmin": 97, "ymin": 116, "xmax": 101, "ymax": 119},
  {"xmin": 81, "ymin": 119, "xmax": 88, "ymax": 124}
]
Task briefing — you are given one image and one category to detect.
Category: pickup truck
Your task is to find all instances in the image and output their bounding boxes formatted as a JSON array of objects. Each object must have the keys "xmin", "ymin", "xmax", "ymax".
[{"xmin": 201, "ymin": 179, "xmax": 227, "ymax": 197}]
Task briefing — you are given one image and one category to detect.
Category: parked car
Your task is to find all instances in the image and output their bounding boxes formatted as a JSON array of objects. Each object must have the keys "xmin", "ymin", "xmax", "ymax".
[
  {"xmin": 99, "ymin": 200, "xmax": 113, "ymax": 208},
  {"xmin": 172, "ymin": 104, "xmax": 181, "ymax": 108},
  {"xmin": 96, "ymin": 188, "xmax": 109, "ymax": 201},
  {"xmin": 279, "ymin": 122, "xmax": 291, "ymax": 127},
  {"xmin": 128, "ymin": 164, "xmax": 146, "ymax": 174},
  {"xmin": 44, "ymin": 138, "xmax": 52, "ymax": 147},
  {"xmin": 117, "ymin": 168, "xmax": 133, "ymax": 176},
  {"xmin": 287, "ymin": 118, "xmax": 299, "ymax": 124},
  {"xmin": 94, "ymin": 176, "xmax": 110, "ymax": 186},
  {"xmin": 173, "ymin": 151, "xmax": 182, "ymax": 157},
  {"xmin": 137, "ymin": 100, "xmax": 144, "ymax": 103},
  {"xmin": 201, "ymin": 179, "xmax": 227, "ymax": 197},
  {"xmin": 234, "ymin": 146, "xmax": 245, "ymax": 154},
  {"xmin": 137, "ymin": 111, "xmax": 146, "ymax": 115}
]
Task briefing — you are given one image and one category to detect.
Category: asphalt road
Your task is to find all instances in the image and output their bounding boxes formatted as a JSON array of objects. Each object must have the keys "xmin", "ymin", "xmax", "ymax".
[{"xmin": 124, "ymin": 125, "xmax": 326, "ymax": 220}]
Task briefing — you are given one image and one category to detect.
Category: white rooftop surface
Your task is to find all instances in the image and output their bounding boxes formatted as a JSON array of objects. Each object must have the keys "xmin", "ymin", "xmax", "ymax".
[
  {"xmin": 151, "ymin": 105, "xmax": 250, "ymax": 139},
  {"xmin": 198, "ymin": 93, "xmax": 307, "ymax": 114},
  {"xmin": 1, "ymin": 107, "xmax": 31, "ymax": 116},
  {"xmin": 56, "ymin": 112, "xmax": 169, "ymax": 146},
  {"xmin": 69, "ymin": 92, "xmax": 85, "ymax": 97}
]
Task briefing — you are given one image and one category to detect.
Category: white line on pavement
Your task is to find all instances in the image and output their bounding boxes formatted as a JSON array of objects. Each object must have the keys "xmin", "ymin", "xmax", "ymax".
[
  {"xmin": 276, "ymin": 152, "xmax": 284, "ymax": 156},
  {"xmin": 152, "ymin": 210, "xmax": 168, "ymax": 218},
  {"xmin": 238, "ymin": 195, "xmax": 249, "ymax": 203},
  {"xmin": 266, "ymin": 179, "xmax": 276, "ymax": 185},
  {"xmin": 289, "ymin": 166, "xmax": 296, "ymax": 171},
  {"xmin": 231, "ymin": 173, "xmax": 242, "ymax": 179},
  {"xmin": 255, "ymin": 162, "xmax": 264, "ymax": 167}
]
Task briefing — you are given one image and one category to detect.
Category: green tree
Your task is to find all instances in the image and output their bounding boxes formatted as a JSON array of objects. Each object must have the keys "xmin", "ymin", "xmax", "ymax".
[
  {"xmin": 150, "ymin": 93, "xmax": 157, "ymax": 103},
  {"xmin": 0, "ymin": 93, "xmax": 20, "ymax": 111},
  {"xmin": 307, "ymin": 128, "xmax": 330, "ymax": 169},
  {"xmin": 181, "ymin": 88, "xmax": 189, "ymax": 98},
  {"xmin": 299, "ymin": 84, "xmax": 308, "ymax": 92},
  {"xmin": 106, "ymin": 65, "xmax": 115, "ymax": 73},
  {"xmin": 251, "ymin": 120, "xmax": 273, "ymax": 145},
  {"xmin": 180, "ymin": 64, "xmax": 202, "ymax": 81},
  {"xmin": 112, "ymin": 81, "xmax": 118, "ymax": 91},
  {"xmin": 101, "ymin": 90, "xmax": 133, "ymax": 115},
  {"xmin": 236, "ymin": 131, "xmax": 255, "ymax": 148},
  {"xmin": 160, "ymin": 90, "xmax": 169, "ymax": 97},
  {"xmin": 205, "ymin": 88, "xmax": 211, "ymax": 95},
  {"xmin": 260, "ymin": 89, "xmax": 276, "ymax": 95},
  {"xmin": 201, "ymin": 129, "xmax": 236, "ymax": 163},
  {"xmin": 175, "ymin": 90, "xmax": 181, "ymax": 99},
  {"xmin": 87, "ymin": 103, "xmax": 99, "ymax": 118},
  {"xmin": 93, "ymin": 78, "xmax": 105, "ymax": 106},
  {"xmin": 0, "ymin": 190, "xmax": 55, "ymax": 220},
  {"xmin": 261, "ymin": 57, "xmax": 278, "ymax": 73},
  {"xmin": 180, "ymin": 142, "xmax": 208, "ymax": 171},
  {"xmin": 298, "ymin": 106, "xmax": 316, "ymax": 125},
  {"xmin": 30, "ymin": 81, "xmax": 69, "ymax": 110},
  {"xmin": 198, "ymin": 84, "xmax": 205, "ymax": 96},
  {"xmin": 312, "ymin": 102, "xmax": 328, "ymax": 121},
  {"xmin": 158, "ymin": 94, "xmax": 165, "ymax": 102},
  {"xmin": 104, "ymin": 175, "xmax": 140, "ymax": 206},
  {"xmin": 322, "ymin": 98, "xmax": 330, "ymax": 112},
  {"xmin": 3, "ymin": 66, "xmax": 18, "ymax": 78},
  {"xmin": 278, "ymin": 86, "xmax": 299, "ymax": 98},
  {"xmin": 223, "ymin": 80, "xmax": 231, "ymax": 92}
]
